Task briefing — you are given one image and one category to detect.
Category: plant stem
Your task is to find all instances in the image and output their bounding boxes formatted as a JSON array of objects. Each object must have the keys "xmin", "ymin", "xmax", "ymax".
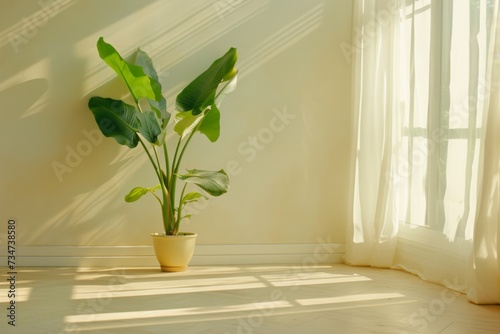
[
  {"xmin": 163, "ymin": 143, "xmax": 171, "ymax": 187},
  {"xmin": 173, "ymin": 123, "xmax": 198, "ymax": 174},
  {"xmin": 170, "ymin": 137, "xmax": 183, "ymax": 180},
  {"xmin": 152, "ymin": 146, "xmax": 174, "ymax": 233},
  {"xmin": 149, "ymin": 189, "xmax": 162, "ymax": 205},
  {"xmin": 169, "ymin": 136, "xmax": 184, "ymax": 223},
  {"xmin": 170, "ymin": 131, "xmax": 197, "ymax": 224},
  {"xmin": 169, "ymin": 112, "xmax": 206, "ymax": 231},
  {"xmin": 152, "ymin": 146, "xmax": 163, "ymax": 176},
  {"xmin": 175, "ymin": 183, "xmax": 188, "ymax": 235},
  {"xmin": 138, "ymin": 138, "xmax": 161, "ymax": 185},
  {"xmin": 139, "ymin": 137, "xmax": 173, "ymax": 234}
]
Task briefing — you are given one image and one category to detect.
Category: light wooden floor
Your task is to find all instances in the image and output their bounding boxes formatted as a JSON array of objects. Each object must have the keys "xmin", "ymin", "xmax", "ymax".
[{"xmin": 1, "ymin": 264, "xmax": 499, "ymax": 333}]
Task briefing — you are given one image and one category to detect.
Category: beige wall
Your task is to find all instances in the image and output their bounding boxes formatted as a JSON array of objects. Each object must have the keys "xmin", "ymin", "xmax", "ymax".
[{"xmin": 0, "ymin": 0, "xmax": 353, "ymax": 248}]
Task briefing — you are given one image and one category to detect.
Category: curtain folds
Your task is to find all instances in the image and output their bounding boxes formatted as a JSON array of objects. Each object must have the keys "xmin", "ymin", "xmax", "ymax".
[
  {"xmin": 468, "ymin": 4, "xmax": 500, "ymax": 303},
  {"xmin": 347, "ymin": 0, "xmax": 500, "ymax": 304},
  {"xmin": 346, "ymin": 0, "xmax": 404, "ymax": 268}
]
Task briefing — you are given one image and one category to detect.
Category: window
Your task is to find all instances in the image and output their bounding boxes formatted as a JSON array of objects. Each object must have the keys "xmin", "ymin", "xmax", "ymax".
[{"xmin": 397, "ymin": 0, "xmax": 494, "ymax": 241}]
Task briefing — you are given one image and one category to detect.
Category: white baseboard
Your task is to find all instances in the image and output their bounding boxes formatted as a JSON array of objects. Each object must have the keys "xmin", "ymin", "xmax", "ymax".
[{"xmin": 0, "ymin": 243, "xmax": 345, "ymax": 267}]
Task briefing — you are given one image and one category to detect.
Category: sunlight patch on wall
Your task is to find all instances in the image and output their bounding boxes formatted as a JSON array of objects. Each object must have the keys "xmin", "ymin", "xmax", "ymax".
[
  {"xmin": 0, "ymin": 58, "xmax": 51, "ymax": 119},
  {"xmin": 239, "ymin": 3, "xmax": 325, "ymax": 78},
  {"xmin": 79, "ymin": 0, "xmax": 270, "ymax": 100},
  {"xmin": 0, "ymin": 0, "xmax": 77, "ymax": 52},
  {"xmin": 23, "ymin": 181, "xmax": 125, "ymax": 244}
]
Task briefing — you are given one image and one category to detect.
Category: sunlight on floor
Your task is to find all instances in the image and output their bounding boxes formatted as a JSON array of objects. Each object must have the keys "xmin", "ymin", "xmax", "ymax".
[
  {"xmin": 264, "ymin": 273, "xmax": 372, "ymax": 287},
  {"xmin": 0, "ymin": 287, "xmax": 32, "ymax": 303},
  {"xmin": 71, "ymin": 277, "xmax": 267, "ymax": 299},
  {"xmin": 63, "ymin": 265, "xmax": 413, "ymax": 332},
  {"xmin": 66, "ymin": 300, "xmax": 293, "ymax": 323},
  {"xmin": 295, "ymin": 292, "xmax": 405, "ymax": 306},
  {"xmin": 4, "ymin": 265, "xmax": 500, "ymax": 333}
]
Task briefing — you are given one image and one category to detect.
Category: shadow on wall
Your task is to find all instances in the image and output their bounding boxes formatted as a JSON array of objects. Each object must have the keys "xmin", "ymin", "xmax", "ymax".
[
  {"xmin": 0, "ymin": 0, "xmax": 341, "ymax": 246},
  {"xmin": 0, "ymin": 0, "xmax": 164, "ymax": 245}
]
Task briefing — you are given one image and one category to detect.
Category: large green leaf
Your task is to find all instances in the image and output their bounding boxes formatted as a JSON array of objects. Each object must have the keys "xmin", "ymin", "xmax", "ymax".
[
  {"xmin": 97, "ymin": 37, "xmax": 162, "ymax": 104},
  {"xmin": 135, "ymin": 48, "xmax": 169, "ymax": 122},
  {"xmin": 137, "ymin": 110, "xmax": 162, "ymax": 144},
  {"xmin": 177, "ymin": 169, "xmax": 229, "ymax": 196},
  {"xmin": 155, "ymin": 119, "xmax": 169, "ymax": 146},
  {"xmin": 176, "ymin": 47, "xmax": 237, "ymax": 115},
  {"xmin": 135, "ymin": 48, "xmax": 160, "ymax": 82},
  {"xmin": 174, "ymin": 111, "xmax": 206, "ymax": 140},
  {"xmin": 198, "ymin": 104, "xmax": 221, "ymax": 142},
  {"xmin": 173, "ymin": 104, "xmax": 220, "ymax": 142},
  {"xmin": 88, "ymin": 97, "xmax": 140, "ymax": 148},
  {"xmin": 215, "ymin": 71, "xmax": 238, "ymax": 107}
]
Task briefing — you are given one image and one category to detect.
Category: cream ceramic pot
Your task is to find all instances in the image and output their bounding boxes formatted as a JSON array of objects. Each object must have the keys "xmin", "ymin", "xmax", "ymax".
[{"xmin": 151, "ymin": 233, "xmax": 197, "ymax": 272}]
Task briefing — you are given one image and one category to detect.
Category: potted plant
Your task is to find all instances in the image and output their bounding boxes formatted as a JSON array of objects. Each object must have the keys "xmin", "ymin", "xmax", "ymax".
[{"xmin": 88, "ymin": 37, "xmax": 238, "ymax": 272}]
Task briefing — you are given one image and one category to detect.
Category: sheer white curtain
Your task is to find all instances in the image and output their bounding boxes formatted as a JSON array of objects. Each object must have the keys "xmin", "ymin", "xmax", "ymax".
[
  {"xmin": 469, "ymin": 3, "xmax": 500, "ymax": 303},
  {"xmin": 346, "ymin": 0, "xmax": 404, "ymax": 268},
  {"xmin": 346, "ymin": 0, "xmax": 500, "ymax": 304}
]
